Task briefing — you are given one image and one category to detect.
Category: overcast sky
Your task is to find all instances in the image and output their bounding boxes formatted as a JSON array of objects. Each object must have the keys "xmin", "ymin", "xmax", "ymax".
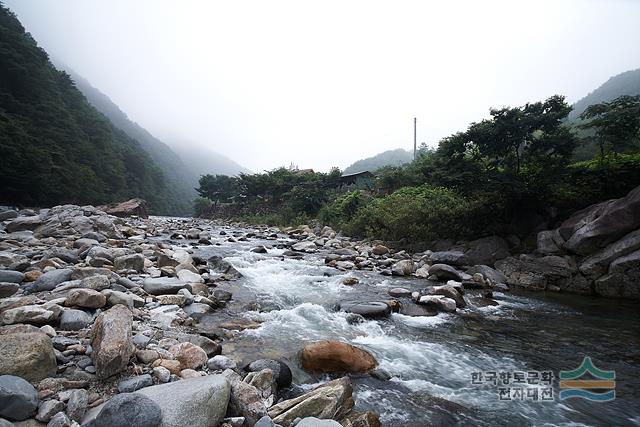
[{"xmin": 5, "ymin": 0, "xmax": 640, "ymax": 172}]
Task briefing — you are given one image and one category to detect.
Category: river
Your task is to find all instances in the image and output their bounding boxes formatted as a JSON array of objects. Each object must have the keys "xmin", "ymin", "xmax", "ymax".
[{"xmin": 177, "ymin": 222, "xmax": 640, "ymax": 426}]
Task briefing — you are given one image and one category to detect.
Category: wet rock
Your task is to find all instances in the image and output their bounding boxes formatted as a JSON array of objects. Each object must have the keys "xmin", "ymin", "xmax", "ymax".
[
  {"xmin": 301, "ymin": 341, "xmax": 377, "ymax": 373},
  {"xmin": 83, "ymin": 393, "xmax": 161, "ymax": 427},
  {"xmin": 268, "ymin": 377, "xmax": 354, "ymax": 427},
  {"xmin": 466, "ymin": 265, "xmax": 507, "ymax": 286},
  {"xmin": 418, "ymin": 295, "xmax": 457, "ymax": 312},
  {"xmin": 213, "ymin": 289, "xmax": 233, "ymax": 301},
  {"xmin": 0, "ymin": 375, "xmax": 39, "ymax": 421},
  {"xmin": 0, "ymin": 270, "xmax": 24, "ymax": 283},
  {"xmin": 91, "ymin": 305, "xmax": 134, "ymax": 379},
  {"xmin": 579, "ymin": 229, "xmax": 640, "ymax": 279},
  {"xmin": 291, "ymin": 241, "xmax": 318, "ymax": 253},
  {"xmin": 426, "ymin": 283, "xmax": 466, "ymax": 308},
  {"xmin": 339, "ymin": 411, "xmax": 382, "ymax": 427},
  {"xmin": 65, "ymin": 289, "xmax": 106, "ymax": 309},
  {"xmin": 207, "ymin": 256, "xmax": 242, "ymax": 278},
  {"xmin": 0, "ymin": 333, "xmax": 57, "ymax": 382},
  {"xmin": 391, "ymin": 260, "xmax": 414, "ymax": 276},
  {"xmin": 387, "ymin": 287, "xmax": 412, "ymax": 298},
  {"xmin": 182, "ymin": 302, "xmax": 213, "ymax": 321},
  {"xmin": 142, "ymin": 277, "xmax": 186, "ymax": 295},
  {"xmin": 59, "ymin": 309, "xmax": 93, "ymax": 331},
  {"xmin": 427, "ymin": 263, "xmax": 468, "ymax": 281},
  {"xmin": 168, "ymin": 342, "xmax": 208, "ymax": 370},
  {"xmin": 136, "ymin": 375, "xmax": 230, "ymax": 427},
  {"xmin": 339, "ymin": 301, "xmax": 391, "ymax": 319},
  {"xmin": 399, "ymin": 303, "xmax": 438, "ymax": 317},
  {"xmin": 246, "ymin": 359, "xmax": 292, "ymax": 389},
  {"xmin": 117, "ymin": 374, "xmax": 153, "ymax": 393}
]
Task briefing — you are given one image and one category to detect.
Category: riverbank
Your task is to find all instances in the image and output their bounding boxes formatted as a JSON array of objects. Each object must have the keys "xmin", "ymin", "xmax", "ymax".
[{"xmin": 0, "ymin": 204, "xmax": 638, "ymax": 426}]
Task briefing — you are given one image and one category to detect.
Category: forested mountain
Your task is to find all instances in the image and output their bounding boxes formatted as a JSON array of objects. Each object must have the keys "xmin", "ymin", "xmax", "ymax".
[
  {"xmin": 65, "ymin": 68, "xmax": 250, "ymax": 214},
  {"xmin": 343, "ymin": 148, "xmax": 413, "ymax": 174},
  {"xmin": 0, "ymin": 4, "xmax": 179, "ymax": 213},
  {"xmin": 64, "ymin": 70, "xmax": 196, "ymax": 215},
  {"xmin": 569, "ymin": 68, "xmax": 640, "ymax": 120}
]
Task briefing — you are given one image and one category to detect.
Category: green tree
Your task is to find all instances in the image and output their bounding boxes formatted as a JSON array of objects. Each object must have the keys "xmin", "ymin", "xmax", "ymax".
[
  {"xmin": 196, "ymin": 174, "xmax": 238, "ymax": 204},
  {"xmin": 579, "ymin": 95, "xmax": 640, "ymax": 160}
]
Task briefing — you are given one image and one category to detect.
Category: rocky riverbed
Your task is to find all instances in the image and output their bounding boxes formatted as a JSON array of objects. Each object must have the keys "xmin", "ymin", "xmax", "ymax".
[{"xmin": 0, "ymin": 203, "xmax": 638, "ymax": 426}]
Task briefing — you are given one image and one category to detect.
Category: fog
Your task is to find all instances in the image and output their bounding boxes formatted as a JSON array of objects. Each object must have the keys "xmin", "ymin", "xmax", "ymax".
[{"xmin": 5, "ymin": 0, "xmax": 640, "ymax": 172}]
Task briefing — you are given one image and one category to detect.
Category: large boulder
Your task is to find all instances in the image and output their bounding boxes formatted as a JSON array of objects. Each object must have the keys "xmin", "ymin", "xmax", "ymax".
[
  {"xmin": 84, "ymin": 393, "xmax": 162, "ymax": 427},
  {"xmin": 561, "ymin": 185, "xmax": 640, "ymax": 255},
  {"xmin": 135, "ymin": 375, "xmax": 230, "ymax": 427},
  {"xmin": 466, "ymin": 265, "xmax": 507, "ymax": 286},
  {"xmin": 495, "ymin": 255, "xmax": 587, "ymax": 293},
  {"xmin": 391, "ymin": 260, "xmax": 414, "ymax": 276},
  {"xmin": 427, "ymin": 264, "xmax": 467, "ymax": 281},
  {"xmin": 5, "ymin": 216, "xmax": 42, "ymax": 233},
  {"xmin": 221, "ymin": 370, "xmax": 267, "ymax": 425},
  {"xmin": 429, "ymin": 251, "xmax": 470, "ymax": 267},
  {"xmin": 91, "ymin": 305, "xmax": 134, "ymax": 379},
  {"xmin": 594, "ymin": 249, "xmax": 640, "ymax": 299},
  {"xmin": 0, "ymin": 375, "xmax": 39, "ymax": 421},
  {"xmin": 0, "ymin": 332, "xmax": 57, "ymax": 382},
  {"xmin": 536, "ymin": 229, "xmax": 565, "ymax": 255},
  {"xmin": 99, "ymin": 198, "xmax": 149, "ymax": 219},
  {"xmin": 268, "ymin": 377, "xmax": 354, "ymax": 427},
  {"xmin": 465, "ymin": 236, "xmax": 509, "ymax": 265},
  {"xmin": 579, "ymin": 229, "xmax": 640, "ymax": 279},
  {"xmin": 301, "ymin": 341, "xmax": 377, "ymax": 374}
]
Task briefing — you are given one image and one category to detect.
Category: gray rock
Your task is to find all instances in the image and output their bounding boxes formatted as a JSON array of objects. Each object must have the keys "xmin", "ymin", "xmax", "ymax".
[
  {"xmin": 0, "ymin": 270, "xmax": 24, "ymax": 284},
  {"xmin": 387, "ymin": 288, "xmax": 412, "ymax": 298},
  {"xmin": 465, "ymin": 236, "xmax": 510, "ymax": 265},
  {"xmin": 83, "ymin": 393, "xmax": 162, "ymax": 427},
  {"xmin": 427, "ymin": 264, "xmax": 465, "ymax": 281},
  {"xmin": 339, "ymin": 301, "xmax": 391, "ymax": 319},
  {"xmin": 291, "ymin": 241, "xmax": 317, "ymax": 253},
  {"xmin": 247, "ymin": 359, "xmax": 293, "ymax": 391},
  {"xmin": 46, "ymin": 412, "xmax": 72, "ymax": 427},
  {"xmin": 562, "ymin": 185, "xmax": 640, "ymax": 255},
  {"xmin": 254, "ymin": 416, "xmax": 277, "ymax": 427},
  {"xmin": 466, "ymin": 265, "xmax": 507, "ymax": 285},
  {"xmin": 391, "ymin": 260, "xmax": 414, "ymax": 276},
  {"xmin": 182, "ymin": 303, "xmax": 213, "ymax": 321},
  {"xmin": 91, "ymin": 305, "xmax": 134, "ymax": 379},
  {"xmin": 0, "ymin": 283, "xmax": 19, "ymax": 298},
  {"xmin": 142, "ymin": 278, "xmax": 186, "ymax": 295},
  {"xmin": 0, "ymin": 210, "xmax": 18, "ymax": 221},
  {"xmin": 135, "ymin": 375, "xmax": 230, "ymax": 427},
  {"xmin": 267, "ymin": 377, "xmax": 353, "ymax": 427},
  {"xmin": 207, "ymin": 256, "xmax": 242, "ymax": 278},
  {"xmin": 0, "ymin": 333, "xmax": 57, "ymax": 382},
  {"xmin": 1, "ymin": 305, "xmax": 56, "ymax": 326},
  {"xmin": 66, "ymin": 389, "xmax": 89, "ymax": 422},
  {"xmin": 536, "ymin": 229, "xmax": 565, "ymax": 255},
  {"xmin": 59, "ymin": 309, "xmax": 92, "ymax": 331},
  {"xmin": 221, "ymin": 370, "xmax": 267, "ymax": 426},
  {"xmin": 579, "ymin": 229, "xmax": 640, "ymax": 279},
  {"xmin": 417, "ymin": 295, "xmax": 457, "ymax": 312},
  {"xmin": 0, "ymin": 375, "xmax": 39, "ymax": 421},
  {"xmin": 208, "ymin": 355, "xmax": 237, "ymax": 371},
  {"xmin": 113, "ymin": 254, "xmax": 145, "ymax": 272},
  {"xmin": 73, "ymin": 238, "xmax": 99, "ymax": 249},
  {"xmin": 26, "ymin": 269, "xmax": 73, "ymax": 293},
  {"xmin": 429, "ymin": 251, "xmax": 470, "ymax": 267},
  {"xmin": 35, "ymin": 399, "xmax": 64, "ymax": 422},
  {"xmin": 296, "ymin": 418, "xmax": 342, "ymax": 427},
  {"xmin": 5, "ymin": 216, "xmax": 42, "ymax": 233},
  {"xmin": 117, "ymin": 374, "xmax": 153, "ymax": 393}
]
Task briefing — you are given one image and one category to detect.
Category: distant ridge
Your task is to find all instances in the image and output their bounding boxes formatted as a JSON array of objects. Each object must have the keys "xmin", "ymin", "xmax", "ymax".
[{"xmin": 343, "ymin": 148, "xmax": 413, "ymax": 174}]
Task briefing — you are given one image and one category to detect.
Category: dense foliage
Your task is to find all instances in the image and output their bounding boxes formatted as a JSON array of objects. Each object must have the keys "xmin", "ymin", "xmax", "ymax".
[
  {"xmin": 0, "ymin": 5, "xmax": 173, "ymax": 212},
  {"xmin": 200, "ymin": 94, "xmax": 640, "ymax": 246}
]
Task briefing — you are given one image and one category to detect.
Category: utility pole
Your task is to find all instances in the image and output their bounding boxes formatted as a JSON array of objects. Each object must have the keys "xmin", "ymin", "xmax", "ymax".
[{"xmin": 413, "ymin": 117, "xmax": 417, "ymax": 161}]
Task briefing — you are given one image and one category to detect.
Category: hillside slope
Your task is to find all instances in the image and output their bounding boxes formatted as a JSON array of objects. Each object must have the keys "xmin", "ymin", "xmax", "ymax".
[
  {"xmin": 65, "ymin": 70, "xmax": 196, "ymax": 215},
  {"xmin": 569, "ymin": 68, "xmax": 640, "ymax": 120},
  {"xmin": 0, "ymin": 5, "xmax": 174, "ymax": 213},
  {"xmin": 343, "ymin": 148, "xmax": 413, "ymax": 174}
]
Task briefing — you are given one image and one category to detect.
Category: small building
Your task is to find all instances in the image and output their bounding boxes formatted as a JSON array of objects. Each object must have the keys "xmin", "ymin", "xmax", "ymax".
[{"xmin": 340, "ymin": 171, "xmax": 375, "ymax": 189}]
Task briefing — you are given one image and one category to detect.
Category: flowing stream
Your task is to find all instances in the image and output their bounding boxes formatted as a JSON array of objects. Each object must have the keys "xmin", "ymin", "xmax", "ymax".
[{"xmin": 184, "ymin": 225, "xmax": 640, "ymax": 427}]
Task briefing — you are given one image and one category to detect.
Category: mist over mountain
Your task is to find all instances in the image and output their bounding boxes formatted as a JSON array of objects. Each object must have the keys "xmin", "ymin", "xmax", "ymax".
[
  {"xmin": 569, "ymin": 68, "xmax": 640, "ymax": 120},
  {"xmin": 343, "ymin": 148, "xmax": 413, "ymax": 175},
  {"xmin": 0, "ymin": 5, "xmax": 174, "ymax": 212}
]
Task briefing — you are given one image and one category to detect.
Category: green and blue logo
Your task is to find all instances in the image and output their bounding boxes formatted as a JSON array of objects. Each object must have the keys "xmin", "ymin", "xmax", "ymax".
[{"xmin": 559, "ymin": 357, "xmax": 615, "ymax": 402}]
